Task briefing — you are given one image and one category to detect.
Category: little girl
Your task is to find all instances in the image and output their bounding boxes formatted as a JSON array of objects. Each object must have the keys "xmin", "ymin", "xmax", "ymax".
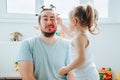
[{"xmin": 58, "ymin": 4, "xmax": 99, "ymax": 80}]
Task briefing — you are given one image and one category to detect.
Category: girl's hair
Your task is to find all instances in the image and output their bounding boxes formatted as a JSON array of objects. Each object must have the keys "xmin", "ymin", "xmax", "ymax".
[
  {"xmin": 38, "ymin": 4, "xmax": 56, "ymax": 24},
  {"xmin": 93, "ymin": 8, "xmax": 99, "ymax": 34},
  {"xmin": 70, "ymin": 4, "xmax": 99, "ymax": 35}
]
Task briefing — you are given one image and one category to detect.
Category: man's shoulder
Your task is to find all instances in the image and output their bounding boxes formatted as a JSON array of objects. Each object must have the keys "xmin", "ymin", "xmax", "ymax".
[
  {"xmin": 21, "ymin": 36, "xmax": 39, "ymax": 45},
  {"xmin": 23, "ymin": 36, "xmax": 39, "ymax": 41},
  {"xmin": 56, "ymin": 36, "xmax": 70, "ymax": 46}
]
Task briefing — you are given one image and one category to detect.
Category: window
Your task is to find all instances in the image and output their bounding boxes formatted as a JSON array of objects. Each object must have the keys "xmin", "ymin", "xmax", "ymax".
[
  {"xmin": 0, "ymin": 0, "xmax": 114, "ymax": 23},
  {"xmin": 7, "ymin": 0, "xmax": 35, "ymax": 14},
  {"xmin": 0, "ymin": 0, "xmax": 42, "ymax": 23},
  {"xmin": 79, "ymin": 0, "xmax": 108, "ymax": 18},
  {"xmin": 43, "ymin": 0, "xmax": 108, "ymax": 19},
  {"xmin": 43, "ymin": 0, "xmax": 80, "ymax": 18},
  {"xmin": 94, "ymin": 0, "xmax": 108, "ymax": 18}
]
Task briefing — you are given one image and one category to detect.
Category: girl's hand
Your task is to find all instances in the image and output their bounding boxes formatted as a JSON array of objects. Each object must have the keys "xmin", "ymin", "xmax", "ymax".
[
  {"xmin": 57, "ymin": 16, "xmax": 63, "ymax": 26},
  {"xmin": 58, "ymin": 66, "xmax": 68, "ymax": 76}
]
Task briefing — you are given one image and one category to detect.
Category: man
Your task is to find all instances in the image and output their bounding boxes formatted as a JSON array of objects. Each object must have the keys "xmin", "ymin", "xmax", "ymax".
[{"xmin": 17, "ymin": 5, "xmax": 75, "ymax": 80}]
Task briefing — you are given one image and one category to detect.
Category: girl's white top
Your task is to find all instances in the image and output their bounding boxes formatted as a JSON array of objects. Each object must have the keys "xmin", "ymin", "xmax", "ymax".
[{"xmin": 69, "ymin": 36, "xmax": 99, "ymax": 80}]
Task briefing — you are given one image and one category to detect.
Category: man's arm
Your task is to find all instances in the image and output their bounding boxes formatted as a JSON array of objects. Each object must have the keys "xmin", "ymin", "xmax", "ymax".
[
  {"xmin": 18, "ymin": 61, "xmax": 36, "ymax": 80},
  {"xmin": 67, "ymin": 71, "xmax": 76, "ymax": 80}
]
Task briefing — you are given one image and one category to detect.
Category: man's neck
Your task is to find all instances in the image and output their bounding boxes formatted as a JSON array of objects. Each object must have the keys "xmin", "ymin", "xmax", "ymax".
[{"xmin": 40, "ymin": 34, "xmax": 57, "ymax": 44}]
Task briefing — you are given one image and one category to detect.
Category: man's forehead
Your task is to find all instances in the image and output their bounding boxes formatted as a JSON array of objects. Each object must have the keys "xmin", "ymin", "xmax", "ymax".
[{"xmin": 41, "ymin": 10, "xmax": 56, "ymax": 17}]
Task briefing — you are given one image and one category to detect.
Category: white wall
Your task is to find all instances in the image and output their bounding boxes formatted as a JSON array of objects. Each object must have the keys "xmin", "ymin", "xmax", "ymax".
[
  {"xmin": 94, "ymin": 23, "xmax": 120, "ymax": 79},
  {"xmin": 0, "ymin": 42, "xmax": 21, "ymax": 78},
  {"xmin": 0, "ymin": 22, "xmax": 38, "ymax": 41}
]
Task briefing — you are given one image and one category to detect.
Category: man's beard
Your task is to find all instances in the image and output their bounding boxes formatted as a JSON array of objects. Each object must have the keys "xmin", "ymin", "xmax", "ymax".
[{"xmin": 41, "ymin": 30, "xmax": 56, "ymax": 37}]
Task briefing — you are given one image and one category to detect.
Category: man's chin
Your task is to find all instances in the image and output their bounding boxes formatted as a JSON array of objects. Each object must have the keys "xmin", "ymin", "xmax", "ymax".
[{"xmin": 42, "ymin": 31, "xmax": 56, "ymax": 37}]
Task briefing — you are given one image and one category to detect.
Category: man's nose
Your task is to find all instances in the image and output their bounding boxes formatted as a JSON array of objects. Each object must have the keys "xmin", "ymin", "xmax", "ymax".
[{"xmin": 47, "ymin": 20, "xmax": 51, "ymax": 24}]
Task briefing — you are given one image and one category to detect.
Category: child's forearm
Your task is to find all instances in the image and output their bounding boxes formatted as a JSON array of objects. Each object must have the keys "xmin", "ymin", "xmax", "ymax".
[
  {"xmin": 67, "ymin": 56, "xmax": 85, "ymax": 72},
  {"xmin": 67, "ymin": 71, "xmax": 76, "ymax": 80},
  {"xmin": 59, "ymin": 23, "xmax": 74, "ymax": 37}
]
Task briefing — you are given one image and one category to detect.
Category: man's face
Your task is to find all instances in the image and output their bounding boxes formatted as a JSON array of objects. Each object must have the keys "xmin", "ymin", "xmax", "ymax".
[{"xmin": 39, "ymin": 10, "xmax": 57, "ymax": 37}]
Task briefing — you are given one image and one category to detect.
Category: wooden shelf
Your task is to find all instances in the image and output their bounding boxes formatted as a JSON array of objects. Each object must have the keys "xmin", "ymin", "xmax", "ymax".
[{"xmin": 0, "ymin": 77, "xmax": 22, "ymax": 80}]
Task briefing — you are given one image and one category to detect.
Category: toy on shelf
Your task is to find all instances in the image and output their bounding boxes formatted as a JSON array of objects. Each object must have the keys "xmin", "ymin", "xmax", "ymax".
[
  {"xmin": 98, "ymin": 67, "xmax": 112, "ymax": 80},
  {"xmin": 11, "ymin": 32, "xmax": 22, "ymax": 41},
  {"xmin": 14, "ymin": 61, "xmax": 19, "ymax": 72}
]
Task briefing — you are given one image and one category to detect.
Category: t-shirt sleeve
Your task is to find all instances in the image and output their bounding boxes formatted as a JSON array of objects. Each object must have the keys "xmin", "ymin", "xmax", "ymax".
[
  {"xmin": 16, "ymin": 40, "xmax": 33, "ymax": 62},
  {"xmin": 65, "ymin": 40, "xmax": 70, "ymax": 66}
]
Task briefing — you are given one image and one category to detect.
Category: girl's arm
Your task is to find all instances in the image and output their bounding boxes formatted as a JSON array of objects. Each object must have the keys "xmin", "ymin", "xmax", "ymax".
[
  {"xmin": 59, "ymin": 35, "xmax": 87, "ymax": 76},
  {"xmin": 57, "ymin": 17, "xmax": 74, "ymax": 38},
  {"xmin": 67, "ymin": 71, "xmax": 76, "ymax": 80},
  {"xmin": 67, "ymin": 35, "xmax": 86, "ymax": 71}
]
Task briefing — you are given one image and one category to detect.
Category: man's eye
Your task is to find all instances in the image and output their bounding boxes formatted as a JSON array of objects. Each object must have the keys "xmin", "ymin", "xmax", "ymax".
[
  {"xmin": 44, "ymin": 19, "xmax": 48, "ymax": 21},
  {"xmin": 50, "ymin": 19, "xmax": 55, "ymax": 21}
]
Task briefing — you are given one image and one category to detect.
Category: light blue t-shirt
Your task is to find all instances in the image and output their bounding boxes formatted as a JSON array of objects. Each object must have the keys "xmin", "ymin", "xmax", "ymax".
[{"xmin": 17, "ymin": 36, "xmax": 70, "ymax": 80}]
